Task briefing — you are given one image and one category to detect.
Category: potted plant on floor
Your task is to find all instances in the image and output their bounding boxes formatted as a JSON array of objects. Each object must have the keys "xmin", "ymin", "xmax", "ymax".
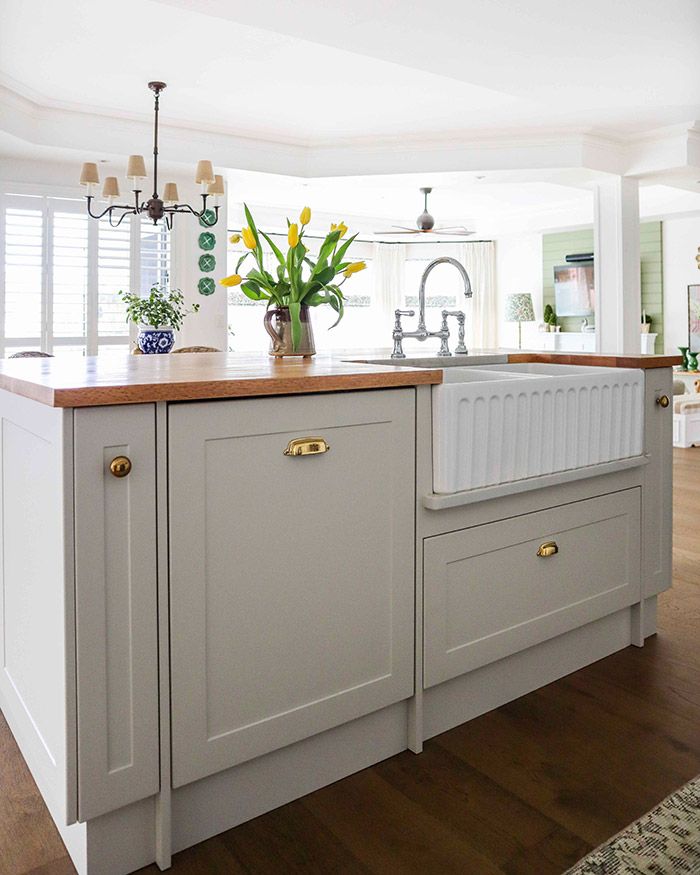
[
  {"xmin": 119, "ymin": 285, "xmax": 200, "ymax": 354},
  {"xmin": 220, "ymin": 205, "xmax": 365, "ymax": 357}
]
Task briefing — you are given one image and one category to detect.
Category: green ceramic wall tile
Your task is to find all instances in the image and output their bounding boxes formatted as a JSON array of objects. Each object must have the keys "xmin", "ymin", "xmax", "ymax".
[
  {"xmin": 199, "ymin": 253, "xmax": 216, "ymax": 272},
  {"xmin": 198, "ymin": 231, "xmax": 216, "ymax": 251},
  {"xmin": 198, "ymin": 277, "xmax": 216, "ymax": 296}
]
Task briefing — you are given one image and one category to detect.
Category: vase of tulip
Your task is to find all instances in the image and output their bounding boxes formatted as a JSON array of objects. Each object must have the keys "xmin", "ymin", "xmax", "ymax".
[{"xmin": 221, "ymin": 205, "xmax": 365, "ymax": 357}]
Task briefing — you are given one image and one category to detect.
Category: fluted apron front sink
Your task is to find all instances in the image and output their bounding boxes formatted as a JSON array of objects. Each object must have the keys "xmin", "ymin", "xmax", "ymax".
[{"xmin": 433, "ymin": 365, "xmax": 644, "ymax": 494}]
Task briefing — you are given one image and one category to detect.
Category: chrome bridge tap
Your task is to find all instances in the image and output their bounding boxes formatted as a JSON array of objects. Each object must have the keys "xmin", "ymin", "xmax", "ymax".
[{"xmin": 391, "ymin": 257, "xmax": 472, "ymax": 359}]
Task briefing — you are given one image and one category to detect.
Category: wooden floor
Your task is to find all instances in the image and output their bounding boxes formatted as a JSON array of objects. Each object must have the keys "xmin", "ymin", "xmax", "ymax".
[{"xmin": 3, "ymin": 449, "xmax": 700, "ymax": 875}]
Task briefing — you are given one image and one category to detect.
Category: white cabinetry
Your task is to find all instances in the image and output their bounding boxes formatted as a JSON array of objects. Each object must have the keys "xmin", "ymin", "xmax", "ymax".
[
  {"xmin": 168, "ymin": 389, "xmax": 416, "ymax": 788},
  {"xmin": 73, "ymin": 405, "xmax": 160, "ymax": 821},
  {"xmin": 423, "ymin": 489, "xmax": 641, "ymax": 688}
]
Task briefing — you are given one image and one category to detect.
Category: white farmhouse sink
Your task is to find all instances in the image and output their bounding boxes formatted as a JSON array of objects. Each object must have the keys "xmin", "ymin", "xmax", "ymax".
[{"xmin": 433, "ymin": 364, "xmax": 644, "ymax": 494}]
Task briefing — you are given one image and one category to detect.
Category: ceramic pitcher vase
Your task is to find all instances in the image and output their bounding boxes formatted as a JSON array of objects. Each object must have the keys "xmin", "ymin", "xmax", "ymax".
[{"xmin": 263, "ymin": 305, "xmax": 316, "ymax": 357}]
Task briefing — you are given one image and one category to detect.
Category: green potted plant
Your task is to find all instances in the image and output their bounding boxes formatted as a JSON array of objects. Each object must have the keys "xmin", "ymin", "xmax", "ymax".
[
  {"xmin": 220, "ymin": 205, "xmax": 365, "ymax": 357},
  {"xmin": 642, "ymin": 310, "xmax": 652, "ymax": 334},
  {"xmin": 119, "ymin": 285, "xmax": 200, "ymax": 354}
]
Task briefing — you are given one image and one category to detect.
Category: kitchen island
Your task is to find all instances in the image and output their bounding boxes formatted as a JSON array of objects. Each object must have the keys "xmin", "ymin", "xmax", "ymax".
[{"xmin": 0, "ymin": 350, "xmax": 678, "ymax": 874}]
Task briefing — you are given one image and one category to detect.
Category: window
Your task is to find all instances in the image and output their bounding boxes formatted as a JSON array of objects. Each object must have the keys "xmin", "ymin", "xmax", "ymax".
[
  {"xmin": 226, "ymin": 232, "xmax": 375, "ymax": 351},
  {"xmin": 0, "ymin": 193, "xmax": 170, "ymax": 357}
]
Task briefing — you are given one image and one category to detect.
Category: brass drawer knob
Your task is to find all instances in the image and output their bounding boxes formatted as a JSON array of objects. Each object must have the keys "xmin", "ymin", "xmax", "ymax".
[
  {"xmin": 110, "ymin": 456, "xmax": 132, "ymax": 478},
  {"xmin": 656, "ymin": 395, "xmax": 670, "ymax": 408},
  {"xmin": 283, "ymin": 437, "xmax": 330, "ymax": 457},
  {"xmin": 537, "ymin": 541, "xmax": 558, "ymax": 558}
]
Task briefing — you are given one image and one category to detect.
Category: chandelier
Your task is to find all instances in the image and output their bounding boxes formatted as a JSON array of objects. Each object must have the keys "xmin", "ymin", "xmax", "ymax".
[{"xmin": 79, "ymin": 81, "xmax": 222, "ymax": 229}]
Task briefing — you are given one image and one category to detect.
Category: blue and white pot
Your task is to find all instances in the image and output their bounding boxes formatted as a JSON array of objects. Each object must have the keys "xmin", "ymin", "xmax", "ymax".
[{"xmin": 137, "ymin": 326, "xmax": 175, "ymax": 354}]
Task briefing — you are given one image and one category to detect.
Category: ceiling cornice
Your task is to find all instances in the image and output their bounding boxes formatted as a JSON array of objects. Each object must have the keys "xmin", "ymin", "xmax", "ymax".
[{"xmin": 0, "ymin": 77, "xmax": 697, "ymax": 182}]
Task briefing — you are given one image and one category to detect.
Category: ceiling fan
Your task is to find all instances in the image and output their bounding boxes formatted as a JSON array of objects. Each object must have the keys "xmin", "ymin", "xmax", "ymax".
[{"xmin": 375, "ymin": 187, "xmax": 475, "ymax": 237}]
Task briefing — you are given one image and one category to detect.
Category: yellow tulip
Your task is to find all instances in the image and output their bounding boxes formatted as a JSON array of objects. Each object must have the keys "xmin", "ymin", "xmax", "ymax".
[
  {"xmin": 330, "ymin": 221, "xmax": 347, "ymax": 238},
  {"xmin": 242, "ymin": 227, "xmax": 256, "ymax": 250},
  {"xmin": 300, "ymin": 206, "xmax": 311, "ymax": 226},
  {"xmin": 343, "ymin": 261, "xmax": 366, "ymax": 278},
  {"xmin": 288, "ymin": 223, "xmax": 299, "ymax": 248},
  {"xmin": 229, "ymin": 233, "xmax": 241, "ymax": 244},
  {"xmin": 220, "ymin": 274, "xmax": 242, "ymax": 287}
]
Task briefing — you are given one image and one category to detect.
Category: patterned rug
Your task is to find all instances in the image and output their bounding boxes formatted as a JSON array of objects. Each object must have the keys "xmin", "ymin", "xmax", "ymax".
[{"xmin": 566, "ymin": 775, "xmax": 700, "ymax": 874}]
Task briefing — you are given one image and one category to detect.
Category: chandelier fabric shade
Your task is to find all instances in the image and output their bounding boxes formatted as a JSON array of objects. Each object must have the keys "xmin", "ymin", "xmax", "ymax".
[
  {"xmin": 79, "ymin": 82, "xmax": 221, "ymax": 229},
  {"xmin": 102, "ymin": 177, "xmax": 120, "ymax": 199},
  {"xmin": 126, "ymin": 155, "xmax": 148, "ymax": 180},
  {"xmin": 163, "ymin": 183, "xmax": 179, "ymax": 204},
  {"xmin": 195, "ymin": 161, "xmax": 215, "ymax": 185},
  {"xmin": 207, "ymin": 174, "xmax": 225, "ymax": 197},
  {"xmin": 79, "ymin": 162, "xmax": 99, "ymax": 186}
]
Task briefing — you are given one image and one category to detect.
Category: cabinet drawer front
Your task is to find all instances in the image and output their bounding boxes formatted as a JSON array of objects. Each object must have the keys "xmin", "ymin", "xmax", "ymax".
[
  {"xmin": 424, "ymin": 489, "xmax": 641, "ymax": 689},
  {"xmin": 169, "ymin": 389, "xmax": 415, "ymax": 788},
  {"xmin": 74, "ymin": 405, "xmax": 159, "ymax": 821}
]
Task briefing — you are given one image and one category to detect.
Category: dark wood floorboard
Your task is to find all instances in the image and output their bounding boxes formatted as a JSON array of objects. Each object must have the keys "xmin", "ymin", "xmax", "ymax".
[{"xmin": 2, "ymin": 448, "xmax": 699, "ymax": 875}]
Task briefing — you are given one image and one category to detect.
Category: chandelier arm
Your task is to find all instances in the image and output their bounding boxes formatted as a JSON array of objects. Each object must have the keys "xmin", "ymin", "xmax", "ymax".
[
  {"xmin": 164, "ymin": 201, "xmax": 219, "ymax": 225},
  {"xmin": 86, "ymin": 196, "xmax": 136, "ymax": 222},
  {"xmin": 108, "ymin": 209, "xmax": 137, "ymax": 229}
]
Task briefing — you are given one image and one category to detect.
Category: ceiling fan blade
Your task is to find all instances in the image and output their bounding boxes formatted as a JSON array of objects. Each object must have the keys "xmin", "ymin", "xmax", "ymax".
[
  {"xmin": 374, "ymin": 229, "xmax": 420, "ymax": 235},
  {"xmin": 433, "ymin": 226, "xmax": 473, "ymax": 232}
]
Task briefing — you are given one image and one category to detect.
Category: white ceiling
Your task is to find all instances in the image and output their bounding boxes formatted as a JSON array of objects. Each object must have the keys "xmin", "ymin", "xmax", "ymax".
[
  {"xmin": 1, "ymin": 0, "xmax": 699, "ymax": 232},
  {"xmin": 1, "ymin": 0, "xmax": 698, "ymax": 145}
]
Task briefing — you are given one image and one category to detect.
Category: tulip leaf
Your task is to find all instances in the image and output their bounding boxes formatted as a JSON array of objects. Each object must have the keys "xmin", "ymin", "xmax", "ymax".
[
  {"xmin": 313, "ymin": 266, "xmax": 335, "ymax": 286},
  {"xmin": 259, "ymin": 230, "xmax": 286, "ymax": 266},
  {"xmin": 332, "ymin": 233, "xmax": 358, "ymax": 268},
  {"xmin": 241, "ymin": 282, "xmax": 270, "ymax": 302},
  {"xmin": 318, "ymin": 231, "xmax": 341, "ymax": 264},
  {"xmin": 288, "ymin": 301, "xmax": 302, "ymax": 351}
]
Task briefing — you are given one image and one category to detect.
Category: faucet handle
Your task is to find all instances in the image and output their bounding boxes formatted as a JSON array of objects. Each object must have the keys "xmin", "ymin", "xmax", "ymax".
[
  {"xmin": 393, "ymin": 308, "xmax": 414, "ymax": 330},
  {"xmin": 445, "ymin": 310, "xmax": 467, "ymax": 354}
]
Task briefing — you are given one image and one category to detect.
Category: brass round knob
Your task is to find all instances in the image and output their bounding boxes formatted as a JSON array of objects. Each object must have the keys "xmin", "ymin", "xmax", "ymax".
[
  {"xmin": 110, "ymin": 456, "xmax": 132, "ymax": 478},
  {"xmin": 656, "ymin": 395, "xmax": 670, "ymax": 408}
]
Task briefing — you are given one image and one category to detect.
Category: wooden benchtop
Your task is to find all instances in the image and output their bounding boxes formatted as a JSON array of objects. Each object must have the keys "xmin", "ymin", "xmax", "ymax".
[
  {"xmin": 0, "ymin": 353, "xmax": 443, "ymax": 408},
  {"xmin": 0, "ymin": 349, "xmax": 682, "ymax": 408},
  {"xmin": 507, "ymin": 352, "xmax": 683, "ymax": 369}
]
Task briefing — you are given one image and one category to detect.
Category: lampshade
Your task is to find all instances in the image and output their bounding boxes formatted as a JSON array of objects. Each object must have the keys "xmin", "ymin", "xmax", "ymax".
[
  {"xmin": 102, "ymin": 177, "xmax": 120, "ymax": 199},
  {"xmin": 195, "ymin": 160, "xmax": 215, "ymax": 184},
  {"xmin": 207, "ymin": 174, "xmax": 225, "ymax": 196},
  {"xmin": 505, "ymin": 293, "xmax": 535, "ymax": 323},
  {"xmin": 126, "ymin": 155, "xmax": 147, "ymax": 180},
  {"xmin": 163, "ymin": 182, "xmax": 179, "ymax": 204},
  {"xmin": 79, "ymin": 162, "xmax": 99, "ymax": 186}
]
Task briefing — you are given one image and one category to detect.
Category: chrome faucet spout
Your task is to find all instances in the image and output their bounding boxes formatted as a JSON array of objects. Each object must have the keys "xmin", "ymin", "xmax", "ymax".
[{"xmin": 417, "ymin": 256, "xmax": 472, "ymax": 329}]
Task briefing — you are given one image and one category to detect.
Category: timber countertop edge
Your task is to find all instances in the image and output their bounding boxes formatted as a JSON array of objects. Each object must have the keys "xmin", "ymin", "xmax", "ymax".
[
  {"xmin": 0, "ymin": 352, "xmax": 443, "ymax": 408},
  {"xmin": 506, "ymin": 352, "xmax": 684, "ymax": 369}
]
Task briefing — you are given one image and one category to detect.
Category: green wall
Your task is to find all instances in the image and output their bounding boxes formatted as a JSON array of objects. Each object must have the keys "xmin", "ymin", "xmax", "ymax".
[{"xmin": 542, "ymin": 221, "xmax": 664, "ymax": 351}]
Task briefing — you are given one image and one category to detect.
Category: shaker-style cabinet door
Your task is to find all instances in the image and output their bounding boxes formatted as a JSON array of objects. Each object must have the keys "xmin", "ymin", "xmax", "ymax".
[
  {"xmin": 73, "ymin": 404, "xmax": 159, "ymax": 821},
  {"xmin": 169, "ymin": 389, "xmax": 415, "ymax": 788}
]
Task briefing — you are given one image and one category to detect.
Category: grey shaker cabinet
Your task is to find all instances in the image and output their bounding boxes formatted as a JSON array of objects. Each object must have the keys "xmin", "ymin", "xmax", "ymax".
[{"xmin": 167, "ymin": 389, "xmax": 416, "ymax": 787}]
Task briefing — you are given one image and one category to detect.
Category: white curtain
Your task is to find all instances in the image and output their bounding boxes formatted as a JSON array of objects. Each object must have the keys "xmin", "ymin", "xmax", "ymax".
[
  {"xmin": 459, "ymin": 242, "xmax": 497, "ymax": 350},
  {"xmin": 372, "ymin": 243, "xmax": 405, "ymax": 344}
]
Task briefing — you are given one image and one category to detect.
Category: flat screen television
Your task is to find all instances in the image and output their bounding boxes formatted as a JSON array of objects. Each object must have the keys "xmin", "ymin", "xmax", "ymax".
[{"xmin": 553, "ymin": 264, "xmax": 595, "ymax": 316}]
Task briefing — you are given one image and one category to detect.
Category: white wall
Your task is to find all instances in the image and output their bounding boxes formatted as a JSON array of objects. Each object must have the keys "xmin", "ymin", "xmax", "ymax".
[
  {"xmin": 494, "ymin": 232, "xmax": 543, "ymax": 348},
  {"xmin": 662, "ymin": 214, "xmax": 700, "ymax": 353}
]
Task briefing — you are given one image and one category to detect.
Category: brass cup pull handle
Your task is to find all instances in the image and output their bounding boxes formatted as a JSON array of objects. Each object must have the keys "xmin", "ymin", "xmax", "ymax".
[
  {"xmin": 656, "ymin": 395, "xmax": 670, "ymax": 408},
  {"xmin": 110, "ymin": 456, "xmax": 132, "ymax": 478},
  {"xmin": 537, "ymin": 541, "xmax": 558, "ymax": 558},
  {"xmin": 283, "ymin": 437, "xmax": 330, "ymax": 457}
]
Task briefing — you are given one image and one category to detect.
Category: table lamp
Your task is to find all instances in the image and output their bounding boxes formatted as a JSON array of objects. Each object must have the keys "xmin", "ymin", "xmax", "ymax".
[{"xmin": 505, "ymin": 293, "xmax": 536, "ymax": 349}]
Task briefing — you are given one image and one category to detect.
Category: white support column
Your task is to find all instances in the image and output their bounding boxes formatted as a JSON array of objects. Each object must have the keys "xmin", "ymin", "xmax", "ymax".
[{"xmin": 593, "ymin": 176, "xmax": 641, "ymax": 354}]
